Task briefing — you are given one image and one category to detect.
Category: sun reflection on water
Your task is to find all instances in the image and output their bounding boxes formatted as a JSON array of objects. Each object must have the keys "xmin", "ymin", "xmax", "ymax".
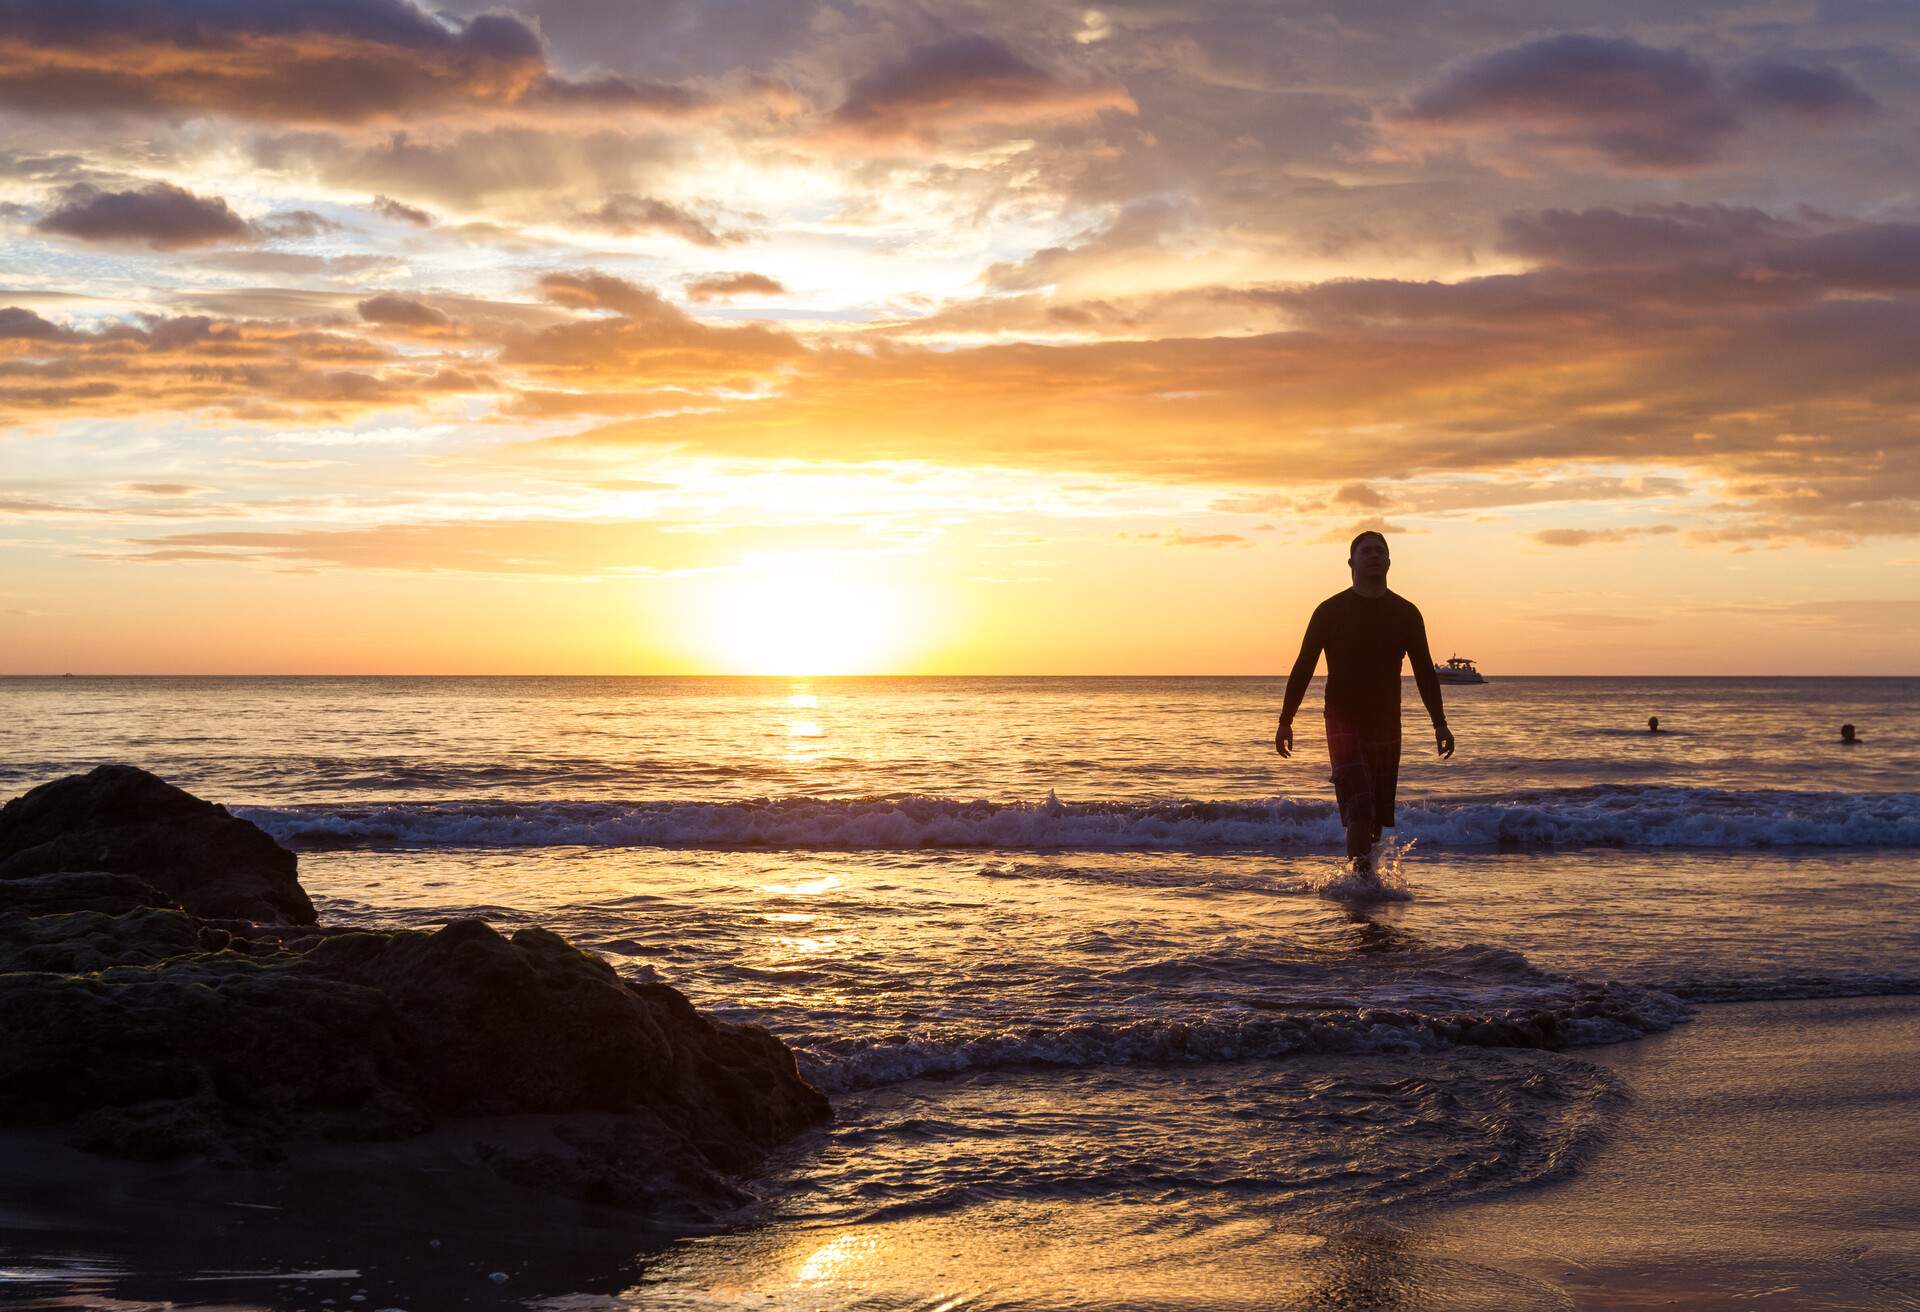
[
  {"xmin": 792, "ymin": 1232, "xmax": 877, "ymax": 1283},
  {"xmin": 762, "ymin": 874, "xmax": 844, "ymax": 896},
  {"xmin": 772, "ymin": 935, "xmax": 835, "ymax": 954}
]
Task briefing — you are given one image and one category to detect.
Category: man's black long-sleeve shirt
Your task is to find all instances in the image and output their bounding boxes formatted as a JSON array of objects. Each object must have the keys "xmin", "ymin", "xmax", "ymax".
[{"xmin": 1280, "ymin": 589, "xmax": 1448, "ymax": 733}]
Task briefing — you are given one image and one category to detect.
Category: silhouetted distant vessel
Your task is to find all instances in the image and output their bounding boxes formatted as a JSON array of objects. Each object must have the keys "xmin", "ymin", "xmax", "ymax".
[{"xmin": 1433, "ymin": 655, "xmax": 1485, "ymax": 684}]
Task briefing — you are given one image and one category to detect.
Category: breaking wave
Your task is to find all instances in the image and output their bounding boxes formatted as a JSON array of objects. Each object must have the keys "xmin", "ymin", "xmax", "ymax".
[
  {"xmin": 797, "ymin": 979, "xmax": 1690, "ymax": 1092},
  {"xmin": 240, "ymin": 784, "xmax": 1920, "ymax": 852}
]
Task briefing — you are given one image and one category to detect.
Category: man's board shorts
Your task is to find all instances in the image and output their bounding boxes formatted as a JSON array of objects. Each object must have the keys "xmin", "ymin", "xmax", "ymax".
[{"xmin": 1325, "ymin": 713, "xmax": 1401, "ymax": 829}]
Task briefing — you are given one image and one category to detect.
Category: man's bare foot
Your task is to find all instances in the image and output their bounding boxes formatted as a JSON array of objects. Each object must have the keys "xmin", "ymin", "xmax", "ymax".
[{"xmin": 1352, "ymin": 852, "xmax": 1374, "ymax": 876}]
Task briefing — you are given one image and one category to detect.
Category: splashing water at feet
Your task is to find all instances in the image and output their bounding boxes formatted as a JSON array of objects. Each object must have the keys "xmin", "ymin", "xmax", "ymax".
[{"xmin": 1308, "ymin": 835, "xmax": 1416, "ymax": 901}]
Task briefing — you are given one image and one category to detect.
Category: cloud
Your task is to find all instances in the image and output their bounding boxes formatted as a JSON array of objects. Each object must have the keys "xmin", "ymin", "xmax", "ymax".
[
  {"xmin": 521, "ymin": 73, "xmax": 705, "ymax": 117},
  {"xmin": 0, "ymin": 304, "xmax": 485, "ymax": 420},
  {"xmin": 828, "ymin": 34, "xmax": 1135, "ymax": 143},
  {"xmin": 535, "ymin": 271, "xmax": 669, "ymax": 318},
  {"xmin": 1495, "ymin": 204, "xmax": 1920, "ymax": 293},
  {"xmin": 99, "ymin": 519, "xmax": 885, "ymax": 577},
  {"xmin": 356, "ymin": 294, "xmax": 451, "ymax": 329},
  {"xmin": 256, "ymin": 209, "xmax": 341, "ymax": 240},
  {"xmin": 0, "ymin": 307, "xmax": 67, "ymax": 340},
  {"xmin": 572, "ymin": 193, "xmax": 736, "ymax": 245},
  {"xmin": 0, "ymin": 0, "xmax": 711, "ymax": 125},
  {"xmin": 1535, "ymin": 611, "xmax": 1659, "ymax": 628},
  {"xmin": 193, "ymin": 251, "xmax": 405, "ymax": 277},
  {"xmin": 984, "ymin": 200, "xmax": 1192, "ymax": 293},
  {"xmin": 269, "ymin": 127, "xmax": 684, "ymax": 212},
  {"xmin": 1701, "ymin": 598, "xmax": 1920, "ymax": 629},
  {"xmin": 685, "ymin": 272, "xmax": 786, "ymax": 301},
  {"xmin": 371, "ymin": 194, "xmax": 435, "ymax": 226},
  {"xmin": 1531, "ymin": 525, "xmax": 1679, "ymax": 547},
  {"xmin": 1326, "ymin": 475, "xmax": 1692, "ymax": 518},
  {"xmin": 1498, "ymin": 204, "xmax": 1798, "ymax": 267},
  {"xmin": 516, "ymin": 201, "xmax": 1920, "ymax": 543},
  {"xmin": 1132, "ymin": 530, "xmax": 1250, "ymax": 548},
  {"xmin": 123, "ymin": 483, "xmax": 209, "ymax": 496},
  {"xmin": 0, "ymin": 149, "xmax": 108, "ymax": 186},
  {"xmin": 1763, "ymin": 223, "xmax": 1920, "ymax": 290},
  {"xmin": 1732, "ymin": 58, "xmax": 1878, "ymax": 118},
  {"xmin": 1334, "ymin": 483, "xmax": 1387, "ymax": 508},
  {"xmin": 1317, "ymin": 518, "xmax": 1411, "ymax": 544},
  {"xmin": 171, "ymin": 288, "xmax": 374, "ymax": 320},
  {"xmin": 1391, "ymin": 34, "xmax": 1874, "ymax": 170},
  {"xmin": 501, "ymin": 270, "xmax": 799, "ymax": 396},
  {"xmin": 35, "ymin": 182, "xmax": 252, "ymax": 249}
]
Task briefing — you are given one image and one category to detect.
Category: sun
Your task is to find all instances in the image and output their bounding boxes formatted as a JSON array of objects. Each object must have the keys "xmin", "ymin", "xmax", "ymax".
[{"xmin": 698, "ymin": 555, "xmax": 920, "ymax": 675}]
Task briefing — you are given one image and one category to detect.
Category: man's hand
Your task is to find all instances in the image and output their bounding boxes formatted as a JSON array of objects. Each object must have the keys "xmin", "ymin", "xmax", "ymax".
[
  {"xmin": 1276, "ymin": 719, "xmax": 1294, "ymax": 758},
  {"xmin": 1436, "ymin": 725, "xmax": 1456, "ymax": 759}
]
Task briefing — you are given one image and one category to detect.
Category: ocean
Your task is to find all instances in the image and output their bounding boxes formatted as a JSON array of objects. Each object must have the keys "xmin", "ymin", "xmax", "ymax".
[{"xmin": 3, "ymin": 674, "xmax": 1917, "ymax": 1308}]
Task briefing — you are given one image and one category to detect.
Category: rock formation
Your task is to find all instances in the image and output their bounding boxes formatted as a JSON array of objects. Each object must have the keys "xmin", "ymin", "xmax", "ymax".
[
  {"xmin": 0, "ymin": 764, "xmax": 313, "ymax": 923},
  {"xmin": 0, "ymin": 766, "xmax": 830, "ymax": 1224}
]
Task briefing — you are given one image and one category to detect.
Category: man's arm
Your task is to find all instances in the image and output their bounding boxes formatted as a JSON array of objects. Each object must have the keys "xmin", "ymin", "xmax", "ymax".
[
  {"xmin": 1406, "ymin": 606, "xmax": 1455, "ymax": 758},
  {"xmin": 1276, "ymin": 608, "xmax": 1324, "ymax": 757}
]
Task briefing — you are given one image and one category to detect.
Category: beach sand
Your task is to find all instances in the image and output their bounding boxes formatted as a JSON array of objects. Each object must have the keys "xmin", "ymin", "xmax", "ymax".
[
  {"xmin": 1422, "ymin": 993, "xmax": 1920, "ymax": 1311},
  {"xmin": 3, "ymin": 996, "xmax": 1915, "ymax": 1310}
]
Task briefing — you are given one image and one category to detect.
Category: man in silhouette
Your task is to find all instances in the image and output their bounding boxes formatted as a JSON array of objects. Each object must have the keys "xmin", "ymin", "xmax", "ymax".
[{"xmin": 1276, "ymin": 531, "xmax": 1455, "ymax": 872}]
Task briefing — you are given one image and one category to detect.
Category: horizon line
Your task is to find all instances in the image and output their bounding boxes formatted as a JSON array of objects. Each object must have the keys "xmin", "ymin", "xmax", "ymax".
[{"xmin": 3, "ymin": 672, "xmax": 1914, "ymax": 680}]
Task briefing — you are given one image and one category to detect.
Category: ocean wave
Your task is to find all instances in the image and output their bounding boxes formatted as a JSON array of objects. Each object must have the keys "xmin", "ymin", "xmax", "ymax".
[
  {"xmin": 796, "ymin": 980, "xmax": 1689, "ymax": 1091},
  {"xmin": 238, "ymin": 784, "xmax": 1920, "ymax": 852}
]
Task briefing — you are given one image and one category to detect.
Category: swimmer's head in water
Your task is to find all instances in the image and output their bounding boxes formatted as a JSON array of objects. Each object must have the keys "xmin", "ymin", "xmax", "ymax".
[
  {"xmin": 1841, "ymin": 723, "xmax": 1857, "ymax": 743},
  {"xmin": 1648, "ymin": 716, "xmax": 1660, "ymax": 732}
]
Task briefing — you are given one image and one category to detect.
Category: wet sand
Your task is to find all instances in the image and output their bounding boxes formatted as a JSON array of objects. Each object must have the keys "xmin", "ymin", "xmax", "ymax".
[
  {"xmin": 3, "ymin": 996, "xmax": 1915, "ymax": 1309},
  {"xmin": 1422, "ymin": 993, "xmax": 1920, "ymax": 1310}
]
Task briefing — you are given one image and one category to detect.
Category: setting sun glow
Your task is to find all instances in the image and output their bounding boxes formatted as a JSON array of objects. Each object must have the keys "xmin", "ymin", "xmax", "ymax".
[{"xmin": 699, "ymin": 558, "xmax": 920, "ymax": 675}]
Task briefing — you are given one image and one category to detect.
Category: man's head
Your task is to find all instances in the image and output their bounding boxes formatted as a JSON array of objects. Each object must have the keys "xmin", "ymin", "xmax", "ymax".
[{"xmin": 1348, "ymin": 530, "xmax": 1390, "ymax": 586}]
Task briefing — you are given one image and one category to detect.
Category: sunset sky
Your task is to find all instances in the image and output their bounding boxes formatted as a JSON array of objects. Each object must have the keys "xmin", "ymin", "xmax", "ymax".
[{"xmin": 3, "ymin": 0, "xmax": 1917, "ymax": 674}]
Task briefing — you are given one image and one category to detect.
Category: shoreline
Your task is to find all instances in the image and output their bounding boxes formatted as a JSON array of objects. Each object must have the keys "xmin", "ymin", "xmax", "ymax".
[
  {"xmin": 1420, "ymin": 993, "xmax": 1920, "ymax": 1310},
  {"xmin": 617, "ymin": 994, "xmax": 1920, "ymax": 1311},
  {"xmin": 4, "ymin": 994, "xmax": 1915, "ymax": 1309}
]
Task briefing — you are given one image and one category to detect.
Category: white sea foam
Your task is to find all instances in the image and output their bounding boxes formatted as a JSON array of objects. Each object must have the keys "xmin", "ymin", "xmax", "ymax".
[
  {"xmin": 239, "ymin": 784, "xmax": 1920, "ymax": 852},
  {"xmin": 1303, "ymin": 836, "xmax": 1418, "ymax": 900},
  {"xmin": 799, "ymin": 980, "xmax": 1691, "ymax": 1091}
]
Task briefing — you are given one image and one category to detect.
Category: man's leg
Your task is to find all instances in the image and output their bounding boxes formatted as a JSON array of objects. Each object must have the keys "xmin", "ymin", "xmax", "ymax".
[
  {"xmin": 1356, "ymin": 730, "xmax": 1402, "ymax": 874},
  {"xmin": 1327, "ymin": 715, "xmax": 1379, "ymax": 870},
  {"xmin": 1346, "ymin": 816, "xmax": 1380, "ymax": 870}
]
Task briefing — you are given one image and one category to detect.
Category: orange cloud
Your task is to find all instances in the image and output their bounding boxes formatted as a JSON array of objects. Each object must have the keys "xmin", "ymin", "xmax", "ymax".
[
  {"xmin": 1532, "ymin": 525, "xmax": 1679, "ymax": 547},
  {"xmin": 0, "ymin": 305, "xmax": 470, "ymax": 421},
  {"xmin": 0, "ymin": 7, "xmax": 704, "ymax": 125},
  {"xmin": 95, "ymin": 519, "xmax": 899, "ymax": 577},
  {"xmin": 513, "ymin": 207, "xmax": 1920, "ymax": 542},
  {"xmin": 685, "ymin": 272, "xmax": 787, "ymax": 301},
  {"xmin": 499, "ymin": 271, "xmax": 800, "ymax": 397}
]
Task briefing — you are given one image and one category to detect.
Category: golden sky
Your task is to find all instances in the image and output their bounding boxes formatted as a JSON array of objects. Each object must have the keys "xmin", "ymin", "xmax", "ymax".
[{"xmin": 3, "ymin": 1, "xmax": 1917, "ymax": 673}]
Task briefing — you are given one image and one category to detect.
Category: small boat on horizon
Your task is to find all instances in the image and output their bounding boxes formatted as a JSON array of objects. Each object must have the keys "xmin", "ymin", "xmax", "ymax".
[{"xmin": 1434, "ymin": 655, "xmax": 1486, "ymax": 684}]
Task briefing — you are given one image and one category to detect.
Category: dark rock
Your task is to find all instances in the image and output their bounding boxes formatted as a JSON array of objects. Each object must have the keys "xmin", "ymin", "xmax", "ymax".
[
  {"xmin": 0, "ymin": 869, "xmax": 177, "ymax": 918},
  {"xmin": 0, "ymin": 769, "xmax": 831, "ymax": 1225},
  {"xmin": 0, "ymin": 764, "xmax": 313, "ymax": 924}
]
